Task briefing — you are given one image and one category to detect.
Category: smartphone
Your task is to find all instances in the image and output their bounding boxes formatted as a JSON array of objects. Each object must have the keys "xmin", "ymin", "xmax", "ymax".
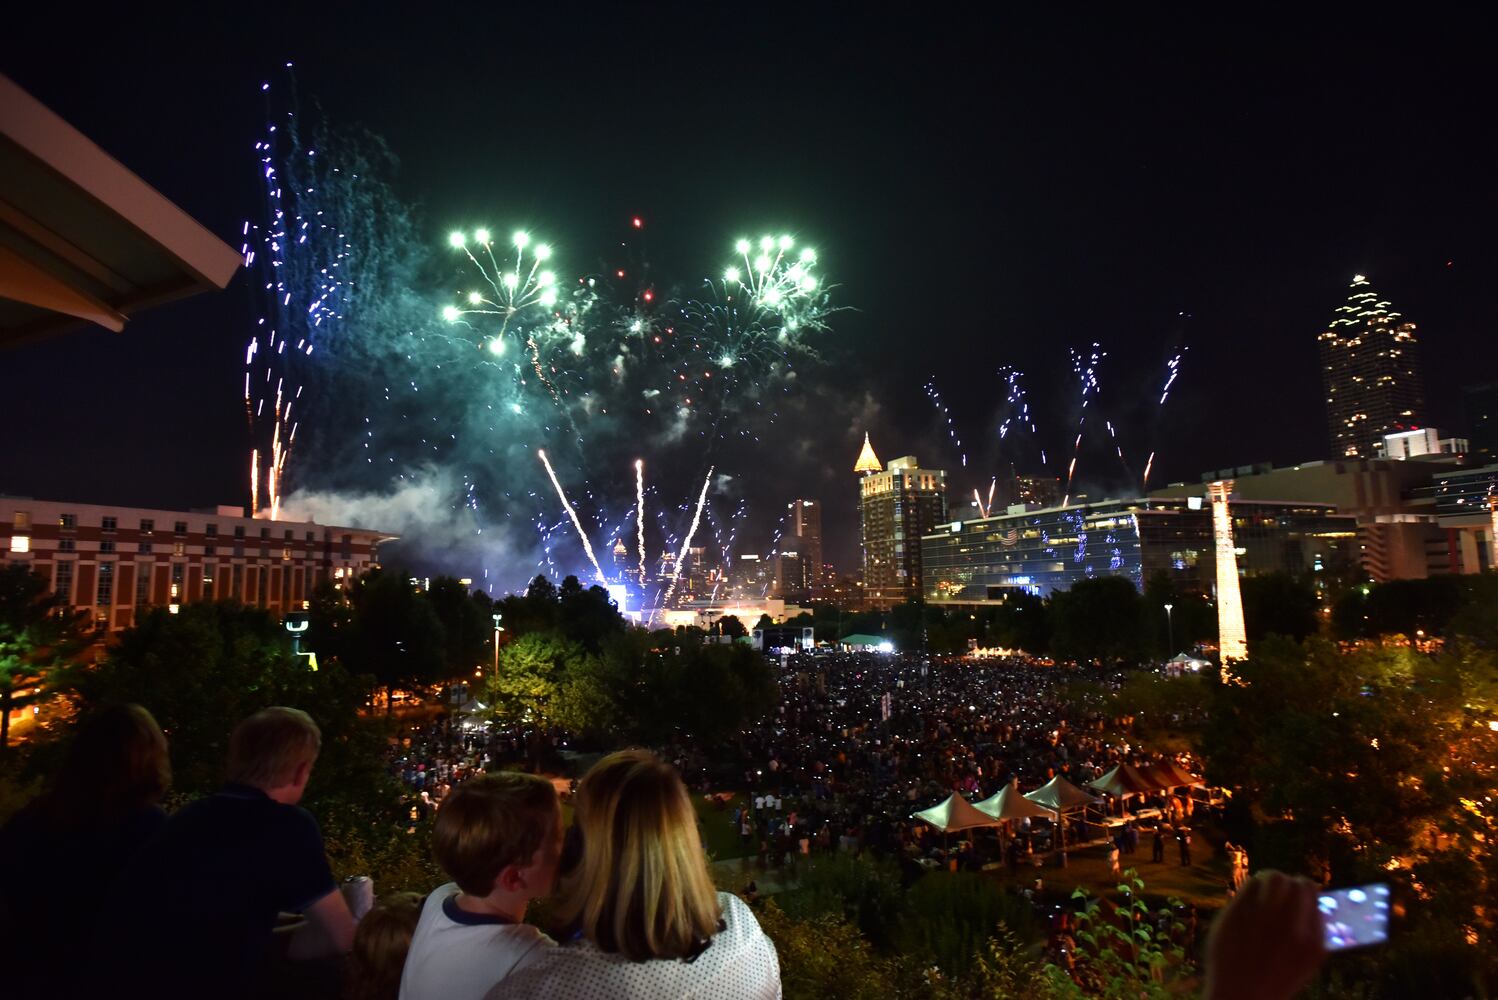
[{"xmin": 1317, "ymin": 882, "xmax": 1391, "ymax": 951}]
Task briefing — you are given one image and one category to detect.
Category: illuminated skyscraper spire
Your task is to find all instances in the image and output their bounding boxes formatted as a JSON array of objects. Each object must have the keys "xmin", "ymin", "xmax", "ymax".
[
  {"xmin": 1318, "ymin": 274, "xmax": 1425, "ymax": 458},
  {"xmin": 854, "ymin": 432, "xmax": 882, "ymax": 474},
  {"xmin": 1208, "ymin": 480, "xmax": 1248, "ymax": 674}
]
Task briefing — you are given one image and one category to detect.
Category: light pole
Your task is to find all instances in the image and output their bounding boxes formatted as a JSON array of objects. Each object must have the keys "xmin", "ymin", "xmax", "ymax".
[
  {"xmin": 492, "ymin": 612, "xmax": 504, "ymax": 676},
  {"xmin": 1163, "ymin": 603, "xmax": 1175, "ymax": 657}
]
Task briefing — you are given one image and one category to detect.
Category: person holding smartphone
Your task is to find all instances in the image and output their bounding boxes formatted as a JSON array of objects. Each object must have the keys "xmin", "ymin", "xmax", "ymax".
[{"xmin": 1205, "ymin": 870, "xmax": 1326, "ymax": 1000}]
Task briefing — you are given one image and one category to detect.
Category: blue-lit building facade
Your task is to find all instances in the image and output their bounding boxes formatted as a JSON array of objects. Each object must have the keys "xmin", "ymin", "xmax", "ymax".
[{"xmin": 921, "ymin": 497, "xmax": 1359, "ymax": 604}]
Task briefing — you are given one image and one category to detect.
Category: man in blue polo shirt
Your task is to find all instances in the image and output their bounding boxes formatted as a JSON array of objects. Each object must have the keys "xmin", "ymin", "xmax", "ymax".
[{"xmin": 93, "ymin": 707, "xmax": 360, "ymax": 998}]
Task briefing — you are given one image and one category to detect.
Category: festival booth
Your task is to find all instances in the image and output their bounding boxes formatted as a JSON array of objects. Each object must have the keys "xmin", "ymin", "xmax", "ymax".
[
  {"xmin": 973, "ymin": 780, "xmax": 1056, "ymax": 823},
  {"xmin": 1139, "ymin": 760, "xmax": 1211, "ymax": 822},
  {"xmin": 911, "ymin": 791, "xmax": 1000, "ymax": 864},
  {"xmin": 1139, "ymin": 760, "xmax": 1201, "ymax": 790},
  {"xmin": 1087, "ymin": 763, "xmax": 1165, "ymax": 831},
  {"xmin": 1024, "ymin": 775, "xmax": 1101, "ymax": 848},
  {"xmin": 912, "ymin": 791, "xmax": 1001, "ymax": 833},
  {"xmin": 1163, "ymin": 652, "xmax": 1210, "ymax": 676},
  {"xmin": 973, "ymin": 779, "xmax": 1058, "ymax": 858}
]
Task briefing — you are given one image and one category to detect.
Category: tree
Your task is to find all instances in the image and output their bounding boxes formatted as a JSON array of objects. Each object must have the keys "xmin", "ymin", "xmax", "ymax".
[
  {"xmin": 67, "ymin": 601, "xmax": 391, "ymax": 806},
  {"xmin": 1049, "ymin": 577, "xmax": 1145, "ymax": 663},
  {"xmin": 1141, "ymin": 572, "xmax": 1214, "ymax": 656},
  {"xmin": 557, "ymin": 576, "xmax": 626, "ymax": 651},
  {"xmin": 424, "ymin": 576, "xmax": 491, "ymax": 679},
  {"xmin": 484, "ymin": 632, "xmax": 581, "ymax": 766},
  {"xmin": 1239, "ymin": 572, "xmax": 1320, "ymax": 642},
  {"xmin": 0, "ymin": 565, "xmax": 88, "ymax": 750},
  {"xmin": 1196, "ymin": 636, "xmax": 1498, "ymax": 993},
  {"xmin": 344, "ymin": 570, "xmax": 446, "ymax": 708},
  {"xmin": 719, "ymin": 615, "xmax": 747, "ymax": 639},
  {"xmin": 305, "ymin": 579, "xmax": 353, "ymax": 664}
]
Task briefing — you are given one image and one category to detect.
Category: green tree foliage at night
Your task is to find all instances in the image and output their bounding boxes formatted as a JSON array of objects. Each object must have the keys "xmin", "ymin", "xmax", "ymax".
[
  {"xmin": 1049, "ymin": 577, "xmax": 1145, "ymax": 663},
  {"xmin": 0, "ymin": 565, "xmax": 88, "ymax": 750},
  {"xmin": 66, "ymin": 602, "xmax": 392, "ymax": 808},
  {"xmin": 1238, "ymin": 572, "xmax": 1320, "ymax": 642},
  {"xmin": 1141, "ymin": 572, "xmax": 1215, "ymax": 656},
  {"xmin": 344, "ymin": 570, "xmax": 446, "ymax": 707},
  {"xmin": 483, "ymin": 632, "xmax": 575, "ymax": 729},
  {"xmin": 555, "ymin": 575, "xmax": 627, "ymax": 652},
  {"xmin": 423, "ymin": 575, "xmax": 494, "ymax": 677},
  {"xmin": 1333, "ymin": 574, "xmax": 1496, "ymax": 641},
  {"xmin": 1198, "ymin": 631, "xmax": 1498, "ymax": 995}
]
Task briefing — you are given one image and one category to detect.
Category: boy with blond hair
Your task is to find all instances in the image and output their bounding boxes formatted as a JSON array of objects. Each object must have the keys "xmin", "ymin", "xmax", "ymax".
[{"xmin": 400, "ymin": 772, "xmax": 563, "ymax": 1000}]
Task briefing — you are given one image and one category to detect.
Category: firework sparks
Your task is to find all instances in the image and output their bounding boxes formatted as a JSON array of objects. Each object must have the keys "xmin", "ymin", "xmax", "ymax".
[
  {"xmin": 658, "ymin": 467, "xmax": 714, "ymax": 618},
  {"xmin": 537, "ymin": 450, "xmax": 607, "ymax": 585},
  {"xmin": 444, "ymin": 229, "xmax": 567, "ymax": 404},
  {"xmin": 925, "ymin": 377, "xmax": 966, "ymax": 467},
  {"xmin": 1142, "ymin": 347, "xmax": 1188, "ymax": 494},
  {"xmin": 1061, "ymin": 344, "xmax": 1105, "ymax": 506},
  {"xmin": 634, "ymin": 459, "xmax": 647, "ymax": 583},
  {"xmin": 724, "ymin": 234, "xmax": 822, "ymax": 319}
]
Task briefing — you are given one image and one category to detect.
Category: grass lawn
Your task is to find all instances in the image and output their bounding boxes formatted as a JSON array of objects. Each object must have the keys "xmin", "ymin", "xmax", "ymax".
[{"xmin": 986, "ymin": 839, "xmax": 1232, "ymax": 911}]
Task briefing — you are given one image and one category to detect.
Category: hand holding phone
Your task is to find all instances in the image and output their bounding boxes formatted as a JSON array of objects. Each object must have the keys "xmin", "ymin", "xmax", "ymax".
[
  {"xmin": 1205, "ymin": 870, "xmax": 1325, "ymax": 1000},
  {"xmin": 1318, "ymin": 883, "xmax": 1390, "ymax": 951}
]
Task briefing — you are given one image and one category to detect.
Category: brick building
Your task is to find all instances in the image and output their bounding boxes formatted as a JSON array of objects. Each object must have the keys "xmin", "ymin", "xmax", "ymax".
[{"xmin": 1, "ymin": 496, "xmax": 394, "ymax": 631}]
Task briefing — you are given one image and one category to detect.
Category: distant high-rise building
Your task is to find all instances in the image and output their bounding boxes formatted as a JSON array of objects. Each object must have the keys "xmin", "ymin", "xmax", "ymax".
[
  {"xmin": 611, "ymin": 537, "xmax": 629, "ymax": 583},
  {"xmin": 1318, "ymin": 274, "xmax": 1425, "ymax": 459},
  {"xmin": 783, "ymin": 499, "xmax": 823, "ymax": 598},
  {"xmin": 772, "ymin": 549, "xmax": 804, "ymax": 601},
  {"xmin": 1463, "ymin": 381, "xmax": 1498, "ymax": 464},
  {"xmin": 856, "ymin": 438, "xmax": 947, "ymax": 608},
  {"xmin": 991, "ymin": 474, "xmax": 1062, "ymax": 512}
]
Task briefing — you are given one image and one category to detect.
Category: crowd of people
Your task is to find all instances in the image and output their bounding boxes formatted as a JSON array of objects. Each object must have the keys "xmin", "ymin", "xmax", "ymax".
[
  {"xmin": 659, "ymin": 652, "xmax": 1209, "ymax": 876},
  {"xmin": 0, "ymin": 652, "xmax": 1331, "ymax": 999}
]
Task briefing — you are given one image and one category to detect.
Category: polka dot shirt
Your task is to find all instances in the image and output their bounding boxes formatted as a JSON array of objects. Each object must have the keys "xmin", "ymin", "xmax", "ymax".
[{"xmin": 484, "ymin": 892, "xmax": 782, "ymax": 999}]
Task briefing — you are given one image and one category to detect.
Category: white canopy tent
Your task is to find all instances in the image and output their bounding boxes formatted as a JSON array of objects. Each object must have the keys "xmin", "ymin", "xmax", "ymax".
[
  {"xmin": 1024, "ymin": 775, "xmax": 1101, "ymax": 814},
  {"xmin": 973, "ymin": 781, "xmax": 1057, "ymax": 822},
  {"xmin": 911, "ymin": 791, "xmax": 1002, "ymax": 834}
]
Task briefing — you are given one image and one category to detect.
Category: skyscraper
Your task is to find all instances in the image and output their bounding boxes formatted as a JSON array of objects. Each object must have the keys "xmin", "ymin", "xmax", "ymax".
[
  {"xmin": 856, "ymin": 437, "xmax": 947, "ymax": 608},
  {"xmin": 785, "ymin": 499, "xmax": 823, "ymax": 598},
  {"xmin": 1318, "ymin": 274, "xmax": 1425, "ymax": 459}
]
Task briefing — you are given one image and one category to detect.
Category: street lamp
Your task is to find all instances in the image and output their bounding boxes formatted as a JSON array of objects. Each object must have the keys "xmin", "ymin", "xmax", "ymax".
[{"xmin": 1163, "ymin": 603, "xmax": 1175, "ymax": 657}]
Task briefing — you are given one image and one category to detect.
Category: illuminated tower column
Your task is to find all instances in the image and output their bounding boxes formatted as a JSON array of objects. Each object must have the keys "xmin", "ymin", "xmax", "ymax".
[
  {"xmin": 1488, "ymin": 493, "xmax": 1498, "ymax": 568},
  {"xmin": 1207, "ymin": 480, "xmax": 1248, "ymax": 670}
]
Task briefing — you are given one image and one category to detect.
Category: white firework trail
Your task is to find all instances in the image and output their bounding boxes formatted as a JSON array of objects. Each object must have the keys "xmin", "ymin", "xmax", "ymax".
[
  {"xmin": 537, "ymin": 450, "xmax": 607, "ymax": 585},
  {"xmin": 635, "ymin": 459, "xmax": 647, "ymax": 583},
  {"xmin": 658, "ymin": 467, "xmax": 714, "ymax": 618}
]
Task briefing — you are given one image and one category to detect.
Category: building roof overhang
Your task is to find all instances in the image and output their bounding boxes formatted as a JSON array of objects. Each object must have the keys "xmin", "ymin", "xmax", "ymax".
[{"xmin": 0, "ymin": 74, "xmax": 240, "ymax": 348}]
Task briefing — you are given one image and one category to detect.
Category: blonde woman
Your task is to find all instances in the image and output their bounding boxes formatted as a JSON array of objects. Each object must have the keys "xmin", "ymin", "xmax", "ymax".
[{"xmin": 487, "ymin": 750, "xmax": 781, "ymax": 999}]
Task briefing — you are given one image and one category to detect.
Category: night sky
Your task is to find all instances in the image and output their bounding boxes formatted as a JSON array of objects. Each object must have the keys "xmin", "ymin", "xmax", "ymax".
[{"xmin": 4, "ymin": 9, "xmax": 1494, "ymax": 576}]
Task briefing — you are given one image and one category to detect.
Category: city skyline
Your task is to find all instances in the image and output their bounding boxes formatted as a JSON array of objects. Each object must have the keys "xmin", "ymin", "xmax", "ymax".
[{"xmin": 2, "ymin": 11, "xmax": 1494, "ymax": 585}]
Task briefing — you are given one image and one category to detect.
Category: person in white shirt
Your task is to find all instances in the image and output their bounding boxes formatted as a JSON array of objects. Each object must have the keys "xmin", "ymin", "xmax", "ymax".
[
  {"xmin": 400, "ymin": 772, "xmax": 563, "ymax": 1000},
  {"xmin": 487, "ymin": 750, "xmax": 781, "ymax": 1000}
]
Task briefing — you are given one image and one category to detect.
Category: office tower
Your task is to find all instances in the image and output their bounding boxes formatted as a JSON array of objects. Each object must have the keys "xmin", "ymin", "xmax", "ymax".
[
  {"xmin": 785, "ymin": 499, "xmax": 823, "ymax": 598},
  {"xmin": 1319, "ymin": 274, "xmax": 1425, "ymax": 459},
  {"xmin": 856, "ymin": 437, "xmax": 947, "ymax": 608}
]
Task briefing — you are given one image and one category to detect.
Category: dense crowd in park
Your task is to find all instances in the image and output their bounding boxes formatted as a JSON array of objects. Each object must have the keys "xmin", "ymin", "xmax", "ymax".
[
  {"xmin": 5, "ymin": 567, "xmax": 1493, "ymax": 997},
  {"xmin": 672, "ymin": 653, "xmax": 1210, "ymax": 874}
]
